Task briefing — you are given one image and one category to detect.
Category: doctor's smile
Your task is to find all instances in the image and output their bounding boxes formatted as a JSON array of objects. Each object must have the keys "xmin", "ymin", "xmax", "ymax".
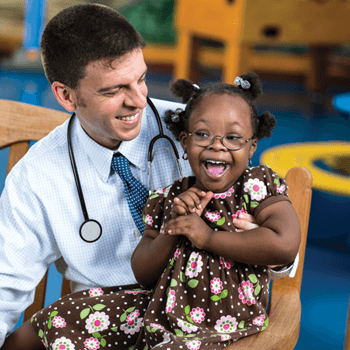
[{"xmin": 116, "ymin": 112, "xmax": 140, "ymax": 123}]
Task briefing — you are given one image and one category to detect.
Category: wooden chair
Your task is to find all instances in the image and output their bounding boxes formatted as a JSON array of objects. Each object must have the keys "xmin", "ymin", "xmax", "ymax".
[
  {"xmin": 0, "ymin": 99, "xmax": 71, "ymax": 322},
  {"xmin": 1, "ymin": 98, "xmax": 313, "ymax": 348},
  {"xmin": 174, "ymin": 0, "xmax": 350, "ymax": 91},
  {"xmin": 226, "ymin": 166, "xmax": 313, "ymax": 349}
]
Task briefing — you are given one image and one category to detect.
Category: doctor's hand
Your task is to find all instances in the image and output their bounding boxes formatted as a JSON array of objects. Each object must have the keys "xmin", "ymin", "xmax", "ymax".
[
  {"xmin": 233, "ymin": 212, "xmax": 259, "ymax": 232},
  {"xmin": 171, "ymin": 187, "xmax": 213, "ymax": 219}
]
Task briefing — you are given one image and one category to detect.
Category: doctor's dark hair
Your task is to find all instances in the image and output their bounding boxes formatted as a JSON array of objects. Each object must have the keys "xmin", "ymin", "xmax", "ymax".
[
  {"xmin": 41, "ymin": 4, "xmax": 145, "ymax": 89},
  {"xmin": 164, "ymin": 72, "xmax": 276, "ymax": 141}
]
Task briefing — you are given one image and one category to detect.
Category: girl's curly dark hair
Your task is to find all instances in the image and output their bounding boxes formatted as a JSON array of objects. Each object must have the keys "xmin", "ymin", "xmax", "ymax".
[{"xmin": 164, "ymin": 72, "xmax": 276, "ymax": 141}]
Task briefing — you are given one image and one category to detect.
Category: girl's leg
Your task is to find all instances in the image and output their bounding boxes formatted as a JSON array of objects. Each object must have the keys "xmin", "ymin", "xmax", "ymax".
[{"xmin": 2, "ymin": 320, "xmax": 45, "ymax": 350}]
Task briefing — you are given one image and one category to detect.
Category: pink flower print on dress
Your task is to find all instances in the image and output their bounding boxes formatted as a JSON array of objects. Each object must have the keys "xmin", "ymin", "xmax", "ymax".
[
  {"xmin": 177, "ymin": 319, "xmax": 198, "ymax": 333},
  {"xmin": 120, "ymin": 316, "xmax": 143, "ymax": 335},
  {"xmin": 52, "ymin": 315, "xmax": 66, "ymax": 328},
  {"xmin": 190, "ymin": 307, "xmax": 206, "ymax": 323},
  {"xmin": 277, "ymin": 184, "xmax": 286, "ymax": 194},
  {"xmin": 210, "ymin": 277, "xmax": 223, "ymax": 295},
  {"xmin": 244, "ymin": 178, "xmax": 267, "ymax": 201},
  {"xmin": 84, "ymin": 337, "xmax": 100, "ymax": 350},
  {"xmin": 144, "ymin": 214, "xmax": 153, "ymax": 226},
  {"xmin": 213, "ymin": 186, "xmax": 234, "ymax": 199},
  {"xmin": 52, "ymin": 336, "xmax": 75, "ymax": 350},
  {"xmin": 219, "ymin": 257, "xmax": 232, "ymax": 269},
  {"xmin": 214, "ymin": 315, "xmax": 238, "ymax": 333},
  {"xmin": 85, "ymin": 311, "xmax": 110, "ymax": 334},
  {"xmin": 125, "ymin": 289, "xmax": 150, "ymax": 295},
  {"xmin": 150, "ymin": 322, "xmax": 165, "ymax": 331},
  {"xmin": 185, "ymin": 252, "xmax": 203, "ymax": 278},
  {"xmin": 221, "ymin": 334, "xmax": 232, "ymax": 341},
  {"xmin": 89, "ymin": 288, "xmax": 104, "ymax": 297},
  {"xmin": 174, "ymin": 248, "xmax": 181, "ymax": 261},
  {"xmin": 232, "ymin": 207, "xmax": 247, "ymax": 220},
  {"xmin": 252, "ymin": 314, "xmax": 266, "ymax": 326},
  {"xmin": 165, "ymin": 288, "xmax": 176, "ymax": 313},
  {"xmin": 238, "ymin": 280, "xmax": 256, "ymax": 306},
  {"xmin": 127, "ymin": 310, "xmax": 140, "ymax": 323},
  {"xmin": 163, "ymin": 185, "xmax": 171, "ymax": 198},
  {"xmin": 186, "ymin": 339, "xmax": 201, "ymax": 350},
  {"xmin": 205, "ymin": 210, "xmax": 221, "ymax": 222}
]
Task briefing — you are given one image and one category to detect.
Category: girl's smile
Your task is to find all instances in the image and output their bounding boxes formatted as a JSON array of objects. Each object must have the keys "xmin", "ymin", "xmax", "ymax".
[{"xmin": 180, "ymin": 93, "xmax": 257, "ymax": 193}]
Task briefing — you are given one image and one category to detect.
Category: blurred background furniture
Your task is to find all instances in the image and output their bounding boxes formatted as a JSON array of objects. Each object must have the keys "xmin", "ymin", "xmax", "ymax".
[{"xmin": 174, "ymin": 0, "xmax": 350, "ymax": 91}]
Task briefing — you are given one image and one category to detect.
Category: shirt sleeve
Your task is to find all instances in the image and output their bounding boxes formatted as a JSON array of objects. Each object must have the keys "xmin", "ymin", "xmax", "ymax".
[
  {"xmin": 242, "ymin": 164, "xmax": 291, "ymax": 217},
  {"xmin": 0, "ymin": 170, "xmax": 59, "ymax": 346}
]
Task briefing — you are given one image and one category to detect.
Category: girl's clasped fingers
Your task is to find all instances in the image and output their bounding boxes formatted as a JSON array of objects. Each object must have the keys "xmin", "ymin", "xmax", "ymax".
[{"xmin": 173, "ymin": 188, "xmax": 206, "ymax": 214}]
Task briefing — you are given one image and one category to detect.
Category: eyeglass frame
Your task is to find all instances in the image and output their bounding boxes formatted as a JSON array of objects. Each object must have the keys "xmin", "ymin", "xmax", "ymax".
[{"xmin": 186, "ymin": 130, "xmax": 255, "ymax": 151}]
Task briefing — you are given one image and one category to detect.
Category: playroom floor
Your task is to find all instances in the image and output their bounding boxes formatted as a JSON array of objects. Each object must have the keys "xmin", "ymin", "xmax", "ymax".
[{"xmin": 0, "ymin": 64, "xmax": 349, "ymax": 349}]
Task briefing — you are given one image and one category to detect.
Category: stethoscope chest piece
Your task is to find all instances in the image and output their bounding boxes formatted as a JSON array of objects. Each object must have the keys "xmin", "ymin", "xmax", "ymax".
[{"xmin": 80, "ymin": 219, "xmax": 102, "ymax": 243}]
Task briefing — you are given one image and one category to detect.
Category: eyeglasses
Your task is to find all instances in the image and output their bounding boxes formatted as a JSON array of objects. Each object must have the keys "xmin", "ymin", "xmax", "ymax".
[{"xmin": 187, "ymin": 130, "xmax": 254, "ymax": 150}]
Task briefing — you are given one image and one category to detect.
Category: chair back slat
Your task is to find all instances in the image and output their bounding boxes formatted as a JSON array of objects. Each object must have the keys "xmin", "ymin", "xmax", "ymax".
[
  {"xmin": 7, "ymin": 142, "xmax": 30, "ymax": 174},
  {"xmin": 0, "ymin": 99, "xmax": 70, "ymax": 323},
  {"xmin": 272, "ymin": 166, "xmax": 313, "ymax": 294}
]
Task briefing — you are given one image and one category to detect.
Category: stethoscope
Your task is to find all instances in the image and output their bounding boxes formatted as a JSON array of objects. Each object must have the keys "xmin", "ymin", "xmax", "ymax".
[{"xmin": 68, "ymin": 96, "xmax": 183, "ymax": 243}]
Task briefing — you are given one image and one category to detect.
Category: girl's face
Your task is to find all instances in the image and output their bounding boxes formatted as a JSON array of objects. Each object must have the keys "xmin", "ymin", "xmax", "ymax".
[{"xmin": 180, "ymin": 93, "xmax": 257, "ymax": 193}]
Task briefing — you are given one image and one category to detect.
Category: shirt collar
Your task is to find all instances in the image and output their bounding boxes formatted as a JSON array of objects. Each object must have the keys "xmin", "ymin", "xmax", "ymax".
[
  {"xmin": 75, "ymin": 106, "xmax": 151, "ymax": 182},
  {"xmin": 75, "ymin": 117, "xmax": 114, "ymax": 183}
]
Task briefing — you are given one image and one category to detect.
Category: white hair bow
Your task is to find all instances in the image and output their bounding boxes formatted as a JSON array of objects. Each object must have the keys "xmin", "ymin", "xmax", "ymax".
[{"xmin": 234, "ymin": 76, "xmax": 251, "ymax": 89}]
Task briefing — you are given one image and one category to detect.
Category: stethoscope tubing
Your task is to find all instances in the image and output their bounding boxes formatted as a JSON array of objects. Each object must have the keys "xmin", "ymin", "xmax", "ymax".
[{"xmin": 68, "ymin": 97, "xmax": 182, "ymax": 241}]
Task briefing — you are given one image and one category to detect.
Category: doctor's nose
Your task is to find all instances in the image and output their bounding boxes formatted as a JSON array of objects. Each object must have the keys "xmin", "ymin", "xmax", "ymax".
[{"xmin": 124, "ymin": 84, "xmax": 148, "ymax": 109}]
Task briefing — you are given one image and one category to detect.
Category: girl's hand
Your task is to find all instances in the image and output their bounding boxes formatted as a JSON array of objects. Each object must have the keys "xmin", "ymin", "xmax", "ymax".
[
  {"xmin": 172, "ymin": 187, "xmax": 213, "ymax": 218},
  {"xmin": 163, "ymin": 213, "xmax": 213, "ymax": 250},
  {"xmin": 232, "ymin": 212, "xmax": 259, "ymax": 232}
]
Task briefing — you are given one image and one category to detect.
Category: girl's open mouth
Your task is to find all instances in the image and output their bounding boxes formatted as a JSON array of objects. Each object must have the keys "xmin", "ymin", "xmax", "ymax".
[{"xmin": 204, "ymin": 160, "xmax": 228, "ymax": 177}]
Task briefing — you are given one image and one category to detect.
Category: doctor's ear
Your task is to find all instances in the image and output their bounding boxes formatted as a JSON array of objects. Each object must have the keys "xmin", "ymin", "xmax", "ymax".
[{"xmin": 52, "ymin": 82, "xmax": 76, "ymax": 113}]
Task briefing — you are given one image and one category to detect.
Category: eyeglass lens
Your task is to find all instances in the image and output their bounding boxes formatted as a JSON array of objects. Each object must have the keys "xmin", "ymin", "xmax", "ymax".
[{"xmin": 191, "ymin": 131, "xmax": 248, "ymax": 150}]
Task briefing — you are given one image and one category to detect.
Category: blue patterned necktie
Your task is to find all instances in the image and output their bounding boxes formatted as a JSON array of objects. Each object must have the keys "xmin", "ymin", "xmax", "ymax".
[{"xmin": 111, "ymin": 154, "xmax": 148, "ymax": 235}]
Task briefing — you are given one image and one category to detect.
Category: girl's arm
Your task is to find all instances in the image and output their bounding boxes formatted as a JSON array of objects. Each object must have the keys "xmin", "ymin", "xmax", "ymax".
[
  {"xmin": 131, "ymin": 188, "xmax": 214, "ymax": 288},
  {"xmin": 163, "ymin": 200, "xmax": 300, "ymax": 266},
  {"xmin": 131, "ymin": 228, "xmax": 179, "ymax": 288}
]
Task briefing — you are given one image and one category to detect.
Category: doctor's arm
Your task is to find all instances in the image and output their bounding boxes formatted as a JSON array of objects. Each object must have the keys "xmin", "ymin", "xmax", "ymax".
[{"xmin": 0, "ymin": 173, "xmax": 59, "ymax": 347}]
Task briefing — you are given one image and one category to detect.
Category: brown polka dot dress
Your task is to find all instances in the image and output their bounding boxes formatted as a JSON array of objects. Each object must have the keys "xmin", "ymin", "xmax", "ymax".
[
  {"xmin": 30, "ymin": 165, "xmax": 290, "ymax": 350},
  {"xmin": 142, "ymin": 165, "xmax": 290, "ymax": 349}
]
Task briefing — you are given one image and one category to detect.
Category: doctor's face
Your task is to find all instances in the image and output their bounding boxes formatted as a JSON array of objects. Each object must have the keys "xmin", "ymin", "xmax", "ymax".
[{"xmin": 71, "ymin": 48, "xmax": 148, "ymax": 150}]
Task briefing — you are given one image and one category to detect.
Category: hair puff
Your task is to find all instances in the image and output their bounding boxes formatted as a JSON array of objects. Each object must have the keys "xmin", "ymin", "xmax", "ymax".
[
  {"xmin": 238, "ymin": 72, "xmax": 263, "ymax": 100},
  {"xmin": 170, "ymin": 79, "xmax": 197, "ymax": 104},
  {"xmin": 255, "ymin": 111, "xmax": 276, "ymax": 140}
]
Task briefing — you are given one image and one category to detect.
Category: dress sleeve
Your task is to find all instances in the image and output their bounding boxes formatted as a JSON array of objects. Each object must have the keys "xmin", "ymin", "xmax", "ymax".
[
  {"xmin": 142, "ymin": 185, "xmax": 171, "ymax": 231},
  {"xmin": 242, "ymin": 165, "xmax": 291, "ymax": 217}
]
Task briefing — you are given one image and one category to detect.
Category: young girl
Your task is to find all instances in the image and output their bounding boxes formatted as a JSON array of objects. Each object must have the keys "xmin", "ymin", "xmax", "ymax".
[
  {"xmin": 131, "ymin": 72, "xmax": 300, "ymax": 349},
  {"xmin": 3, "ymin": 73, "xmax": 300, "ymax": 350}
]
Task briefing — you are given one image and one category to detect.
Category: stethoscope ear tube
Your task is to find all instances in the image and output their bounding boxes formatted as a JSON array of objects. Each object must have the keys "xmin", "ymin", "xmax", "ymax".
[
  {"xmin": 68, "ymin": 114, "xmax": 103, "ymax": 242},
  {"xmin": 146, "ymin": 97, "xmax": 183, "ymax": 194}
]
